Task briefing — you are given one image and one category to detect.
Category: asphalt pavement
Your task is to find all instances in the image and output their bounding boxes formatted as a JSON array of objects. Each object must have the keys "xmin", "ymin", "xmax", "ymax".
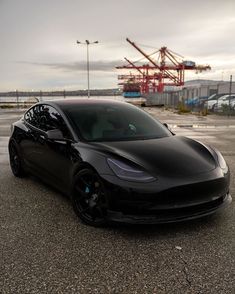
[{"xmin": 0, "ymin": 108, "xmax": 234, "ymax": 293}]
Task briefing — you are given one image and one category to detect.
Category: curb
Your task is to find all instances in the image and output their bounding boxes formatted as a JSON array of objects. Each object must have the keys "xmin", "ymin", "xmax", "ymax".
[{"xmin": 171, "ymin": 124, "xmax": 235, "ymax": 128}]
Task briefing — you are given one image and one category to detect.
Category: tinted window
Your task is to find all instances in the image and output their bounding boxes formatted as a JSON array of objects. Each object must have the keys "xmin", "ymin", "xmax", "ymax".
[
  {"xmin": 64, "ymin": 103, "xmax": 172, "ymax": 142},
  {"xmin": 24, "ymin": 105, "xmax": 41, "ymax": 128},
  {"xmin": 25, "ymin": 104, "xmax": 71, "ymax": 138}
]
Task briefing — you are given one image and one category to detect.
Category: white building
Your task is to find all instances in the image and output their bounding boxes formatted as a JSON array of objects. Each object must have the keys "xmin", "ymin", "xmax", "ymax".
[{"xmin": 182, "ymin": 80, "xmax": 235, "ymax": 99}]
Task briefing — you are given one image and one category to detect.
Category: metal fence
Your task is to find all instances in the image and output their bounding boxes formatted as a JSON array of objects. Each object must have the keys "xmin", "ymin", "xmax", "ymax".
[
  {"xmin": 143, "ymin": 91, "xmax": 235, "ymax": 115},
  {"xmin": 1, "ymin": 92, "xmax": 235, "ymax": 116}
]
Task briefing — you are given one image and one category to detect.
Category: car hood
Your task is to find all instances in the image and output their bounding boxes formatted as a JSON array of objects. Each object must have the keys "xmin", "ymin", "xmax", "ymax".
[{"xmin": 92, "ymin": 136, "xmax": 216, "ymax": 177}]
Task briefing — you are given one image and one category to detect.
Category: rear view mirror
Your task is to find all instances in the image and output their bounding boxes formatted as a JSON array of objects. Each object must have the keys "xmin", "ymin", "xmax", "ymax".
[{"xmin": 46, "ymin": 129, "xmax": 64, "ymax": 140}]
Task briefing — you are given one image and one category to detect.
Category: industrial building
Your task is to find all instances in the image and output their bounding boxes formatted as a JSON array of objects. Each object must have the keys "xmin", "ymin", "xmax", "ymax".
[
  {"xmin": 182, "ymin": 80, "xmax": 235, "ymax": 99},
  {"xmin": 141, "ymin": 80, "xmax": 235, "ymax": 107}
]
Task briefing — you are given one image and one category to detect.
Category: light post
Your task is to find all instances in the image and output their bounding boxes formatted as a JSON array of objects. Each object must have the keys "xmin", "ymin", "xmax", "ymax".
[
  {"xmin": 229, "ymin": 74, "xmax": 233, "ymax": 117},
  {"xmin": 15, "ymin": 89, "xmax": 19, "ymax": 109},
  {"xmin": 76, "ymin": 40, "xmax": 98, "ymax": 98}
]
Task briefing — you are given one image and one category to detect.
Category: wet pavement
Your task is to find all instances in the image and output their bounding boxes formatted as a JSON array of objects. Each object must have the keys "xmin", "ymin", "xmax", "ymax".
[{"xmin": 0, "ymin": 108, "xmax": 234, "ymax": 293}]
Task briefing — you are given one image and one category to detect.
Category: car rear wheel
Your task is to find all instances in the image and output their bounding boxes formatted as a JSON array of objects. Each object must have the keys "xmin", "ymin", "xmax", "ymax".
[
  {"xmin": 72, "ymin": 168, "xmax": 108, "ymax": 226},
  {"xmin": 9, "ymin": 142, "xmax": 26, "ymax": 177}
]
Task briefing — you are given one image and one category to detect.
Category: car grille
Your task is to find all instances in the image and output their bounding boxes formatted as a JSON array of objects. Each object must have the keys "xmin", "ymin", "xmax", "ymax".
[{"xmin": 116, "ymin": 178, "xmax": 228, "ymax": 214}]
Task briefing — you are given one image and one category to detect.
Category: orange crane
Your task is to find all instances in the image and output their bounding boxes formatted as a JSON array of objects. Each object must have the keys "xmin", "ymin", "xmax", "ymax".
[{"xmin": 116, "ymin": 38, "xmax": 211, "ymax": 93}]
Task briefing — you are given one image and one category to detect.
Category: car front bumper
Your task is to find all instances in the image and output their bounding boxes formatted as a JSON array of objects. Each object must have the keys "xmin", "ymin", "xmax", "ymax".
[
  {"xmin": 106, "ymin": 193, "xmax": 232, "ymax": 224},
  {"xmin": 101, "ymin": 172, "xmax": 231, "ymax": 224}
]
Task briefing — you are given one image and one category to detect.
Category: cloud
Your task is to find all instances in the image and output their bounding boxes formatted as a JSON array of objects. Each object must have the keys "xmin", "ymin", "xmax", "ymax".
[
  {"xmin": 0, "ymin": 0, "xmax": 235, "ymax": 90},
  {"xmin": 18, "ymin": 60, "xmax": 123, "ymax": 73}
]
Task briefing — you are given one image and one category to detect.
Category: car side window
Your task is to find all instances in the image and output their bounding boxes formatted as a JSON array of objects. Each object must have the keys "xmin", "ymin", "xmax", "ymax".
[
  {"xmin": 38, "ymin": 105, "xmax": 72, "ymax": 139},
  {"xmin": 25, "ymin": 105, "xmax": 72, "ymax": 139},
  {"xmin": 24, "ymin": 105, "xmax": 41, "ymax": 128}
]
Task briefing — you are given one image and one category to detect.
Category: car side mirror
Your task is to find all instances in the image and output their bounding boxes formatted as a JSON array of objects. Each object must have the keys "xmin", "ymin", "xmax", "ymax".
[{"xmin": 46, "ymin": 129, "xmax": 64, "ymax": 141}]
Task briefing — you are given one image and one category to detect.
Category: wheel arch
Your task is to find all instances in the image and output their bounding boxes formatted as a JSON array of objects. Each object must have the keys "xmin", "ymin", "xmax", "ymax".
[
  {"xmin": 8, "ymin": 137, "xmax": 20, "ymax": 152},
  {"xmin": 73, "ymin": 162, "xmax": 99, "ymax": 176}
]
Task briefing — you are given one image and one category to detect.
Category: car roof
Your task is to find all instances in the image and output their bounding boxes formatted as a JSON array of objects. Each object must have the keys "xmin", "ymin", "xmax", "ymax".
[
  {"xmin": 219, "ymin": 94, "xmax": 235, "ymax": 98},
  {"xmin": 40, "ymin": 98, "xmax": 126, "ymax": 110}
]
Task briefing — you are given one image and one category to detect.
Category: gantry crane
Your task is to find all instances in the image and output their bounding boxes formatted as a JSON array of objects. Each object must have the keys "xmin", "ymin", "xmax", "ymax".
[{"xmin": 116, "ymin": 38, "xmax": 211, "ymax": 93}]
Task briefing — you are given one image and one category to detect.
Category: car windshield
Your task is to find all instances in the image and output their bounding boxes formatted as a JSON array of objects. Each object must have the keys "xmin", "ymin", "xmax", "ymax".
[
  {"xmin": 64, "ymin": 102, "xmax": 172, "ymax": 142},
  {"xmin": 208, "ymin": 94, "xmax": 216, "ymax": 100}
]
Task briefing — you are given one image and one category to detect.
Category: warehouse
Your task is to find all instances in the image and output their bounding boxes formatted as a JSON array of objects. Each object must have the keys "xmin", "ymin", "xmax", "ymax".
[{"xmin": 182, "ymin": 80, "xmax": 235, "ymax": 99}]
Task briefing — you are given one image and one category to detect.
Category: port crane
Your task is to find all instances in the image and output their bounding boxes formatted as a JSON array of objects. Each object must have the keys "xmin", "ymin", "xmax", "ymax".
[{"xmin": 116, "ymin": 38, "xmax": 211, "ymax": 93}]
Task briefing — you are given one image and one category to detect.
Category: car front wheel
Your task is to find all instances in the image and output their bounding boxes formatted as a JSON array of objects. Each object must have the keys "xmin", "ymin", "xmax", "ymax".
[
  {"xmin": 9, "ymin": 142, "xmax": 26, "ymax": 177},
  {"xmin": 72, "ymin": 168, "xmax": 108, "ymax": 226}
]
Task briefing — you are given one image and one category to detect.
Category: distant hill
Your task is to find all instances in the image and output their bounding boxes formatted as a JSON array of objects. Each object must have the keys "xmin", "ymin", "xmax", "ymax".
[{"xmin": 0, "ymin": 88, "xmax": 121, "ymax": 97}]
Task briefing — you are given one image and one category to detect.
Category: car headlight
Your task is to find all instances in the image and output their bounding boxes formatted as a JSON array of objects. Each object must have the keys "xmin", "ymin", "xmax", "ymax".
[
  {"xmin": 107, "ymin": 158, "xmax": 156, "ymax": 182},
  {"xmin": 213, "ymin": 149, "xmax": 228, "ymax": 173}
]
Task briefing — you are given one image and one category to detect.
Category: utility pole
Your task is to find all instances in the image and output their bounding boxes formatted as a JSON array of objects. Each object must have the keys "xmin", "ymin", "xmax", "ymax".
[
  {"xmin": 76, "ymin": 40, "xmax": 98, "ymax": 98},
  {"xmin": 16, "ymin": 89, "xmax": 19, "ymax": 108},
  {"xmin": 229, "ymin": 75, "xmax": 232, "ymax": 96},
  {"xmin": 229, "ymin": 75, "xmax": 232, "ymax": 117}
]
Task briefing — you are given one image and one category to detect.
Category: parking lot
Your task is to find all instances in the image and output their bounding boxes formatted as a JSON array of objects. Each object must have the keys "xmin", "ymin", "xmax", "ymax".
[{"xmin": 0, "ymin": 108, "xmax": 234, "ymax": 293}]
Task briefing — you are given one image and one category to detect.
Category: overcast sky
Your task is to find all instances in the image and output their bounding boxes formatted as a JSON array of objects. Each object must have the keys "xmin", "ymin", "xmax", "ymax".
[{"xmin": 0, "ymin": 0, "xmax": 235, "ymax": 91}]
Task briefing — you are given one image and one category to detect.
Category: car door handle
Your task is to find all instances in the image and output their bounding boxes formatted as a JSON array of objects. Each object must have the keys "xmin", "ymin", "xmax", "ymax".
[
  {"xmin": 39, "ymin": 134, "xmax": 46, "ymax": 140},
  {"xmin": 38, "ymin": 134, "xmax": 47, "ymax": 144}
]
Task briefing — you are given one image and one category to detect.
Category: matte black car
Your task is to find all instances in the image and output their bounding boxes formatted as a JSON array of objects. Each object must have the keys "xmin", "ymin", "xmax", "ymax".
[{"xmin": 9, "ymin": 99, "xmax": 231, "ymax": 226}]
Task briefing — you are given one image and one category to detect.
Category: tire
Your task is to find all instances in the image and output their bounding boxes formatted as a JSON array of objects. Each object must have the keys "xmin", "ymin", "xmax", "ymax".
[
  {"xmin": 9, "ymin": 142, "xmax": 26, "ymax": 177},
  {"xmin": 72, "ymin": 168, "xmax": 108, "ymax": 226}
]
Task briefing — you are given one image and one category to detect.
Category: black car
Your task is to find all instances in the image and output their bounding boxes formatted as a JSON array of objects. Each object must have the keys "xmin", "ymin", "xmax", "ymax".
[{"xmin": 9, "ymin": 99, "xmax": 231, "ymax": 226}]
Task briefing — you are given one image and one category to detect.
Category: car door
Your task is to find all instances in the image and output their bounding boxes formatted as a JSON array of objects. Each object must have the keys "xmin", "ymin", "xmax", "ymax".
[
  {"xmin": 231, "ymin": 96, "xmax": 235, "ymax": 109},
  {"xmin": 22, "ymin": 105, "xmax": 49, "ymax": 174},
  {"xmin": 35, "ymin": 105, "xmax": 77, "ymax": 190},
  {"xmin": 224, "ymin": 96, "xmax": 229, "ymax": 106},
  {"xmin": 228, "ymin": 95, "xmax": 235, "ymax": 108},
  {"xmin": 215, "ymin": 96, "xmax": 226, "ymax": 109}
]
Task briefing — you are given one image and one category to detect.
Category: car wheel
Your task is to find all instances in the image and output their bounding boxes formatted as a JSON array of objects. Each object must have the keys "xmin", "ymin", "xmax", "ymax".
[
  {"xmin": 72, "ymin": 168, "xmax": 108, "ymax": 226},
  {"xmin": 9, "ymin": 142, "xmax": 26, "ymax": 177}
]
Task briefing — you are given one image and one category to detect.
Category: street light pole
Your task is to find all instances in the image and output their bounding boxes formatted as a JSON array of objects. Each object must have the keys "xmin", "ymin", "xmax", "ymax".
[
  {"xmin": 86, "ymin": 40, "xmax": 90, "ymax": 98},
  {"xmin": 229, "ymin": 74, "xmax": 232, "ymax": 117},
  {"xmin": 76, "ymin": 40, "xmax": 98, "ymax": 98}
]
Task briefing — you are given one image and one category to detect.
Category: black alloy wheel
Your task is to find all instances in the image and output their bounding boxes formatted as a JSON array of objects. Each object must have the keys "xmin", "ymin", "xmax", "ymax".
[
  {"xmin": 9, "ymin": 142, "xmax": 26, "ymax": 177},
  {"xmin": 72, "ymin": 168, "xmax": 108, "ymax": 226}
]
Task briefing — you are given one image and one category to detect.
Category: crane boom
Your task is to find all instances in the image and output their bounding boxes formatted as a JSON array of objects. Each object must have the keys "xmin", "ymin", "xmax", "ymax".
[
  {"xmin": 126, "ymin": 38, "xmax": 180, "ymax": 83},
  {"xmin": 117, "ymin": 39, "xmax": 211, "ymax": 93},
  {"xmin": 124, "ymin": 57, "xmax": 144, "ymax": 75},
  {"xmin": 126, "ymin": 38, "xmax": 160, "ymax": 69}
]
